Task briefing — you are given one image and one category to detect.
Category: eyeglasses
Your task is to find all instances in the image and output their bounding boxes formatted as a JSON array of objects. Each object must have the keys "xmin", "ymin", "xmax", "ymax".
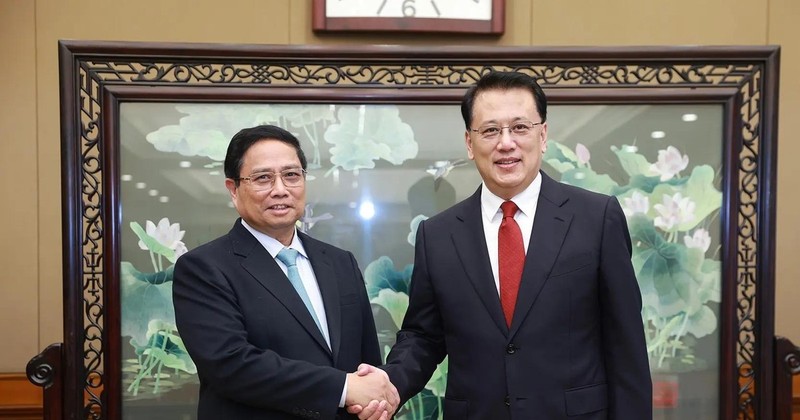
[
  {"xmin": 236, "ymin": 168, "xmax": 306, "ymax": 191},
  {"xmin": 469, "ymin": 120, "xmax": 544, "ymax": 141}
]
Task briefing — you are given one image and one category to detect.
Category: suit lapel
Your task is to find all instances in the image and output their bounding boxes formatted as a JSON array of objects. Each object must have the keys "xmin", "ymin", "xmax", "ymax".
[
  {"xmin": 230, "ymin": 222, "xmax": 332, "ymax": 356},
  {"xmin": 510, "ymin": 174, "xmax": 573, "ymax": 338},
  {"xmin": 299, "ymin": 232, "xmax": 342, "ymax": 364},
  {"xmin": 451, "ymin": 188, "xmax": 509, "ymax": 336}
]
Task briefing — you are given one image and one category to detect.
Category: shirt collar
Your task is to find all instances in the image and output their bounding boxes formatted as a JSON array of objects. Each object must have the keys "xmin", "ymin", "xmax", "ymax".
[
  {"xmin": 480, "ymin": 171, "xmax": 542, "ymax": 221},
  {"xmin": 240, "ymin": 219, "xmax": 308, "ymax": 259}
]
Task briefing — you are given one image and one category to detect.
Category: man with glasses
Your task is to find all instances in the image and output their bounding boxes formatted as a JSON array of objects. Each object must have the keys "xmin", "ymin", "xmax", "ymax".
[
  {"xmin": 173, "ymin": 125, "xmax": 399, "ymax": 420},
  {"xmin": 352, "ymin": 71, "xmax": 652, "ymax": 419}
]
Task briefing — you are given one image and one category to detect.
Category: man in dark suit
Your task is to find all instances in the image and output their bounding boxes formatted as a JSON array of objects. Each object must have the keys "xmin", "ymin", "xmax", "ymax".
[
  {"xmin": 352, "ymin": 71, "xmax": 652, "ymax": 419},
  {"xmin": 173, "ymin": 125, "xmax": 398, "ymax": 420}
]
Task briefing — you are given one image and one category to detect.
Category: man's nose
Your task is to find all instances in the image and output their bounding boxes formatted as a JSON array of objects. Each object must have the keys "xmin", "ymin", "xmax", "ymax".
[
  {"xmin": 269, "ymin": 176, "xmax": 289, "ymax": 195},
  {"xmin": 496, "ymin": 129, "xmax": 516, "ymax": 149}
]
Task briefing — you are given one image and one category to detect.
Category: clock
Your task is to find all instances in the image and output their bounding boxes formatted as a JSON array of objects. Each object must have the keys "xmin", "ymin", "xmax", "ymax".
[{"xmin": 312, "ymin": 0, "xmax": 504, "ymax": 34}]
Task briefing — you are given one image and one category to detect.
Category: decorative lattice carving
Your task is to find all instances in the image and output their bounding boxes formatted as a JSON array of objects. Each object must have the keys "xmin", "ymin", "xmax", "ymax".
[{"xmin": 61, "ymin": 45, "xmax": 777, "ymax": 419}]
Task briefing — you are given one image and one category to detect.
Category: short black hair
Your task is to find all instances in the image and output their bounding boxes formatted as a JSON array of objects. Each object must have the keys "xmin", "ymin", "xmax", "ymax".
[
  {"xmin": 460, "ymin": 71, "xmax": 548, "ymax": 129},
  {"xmin": 224, "ymin": 124, "xmax": 307, "ymax": 186}
]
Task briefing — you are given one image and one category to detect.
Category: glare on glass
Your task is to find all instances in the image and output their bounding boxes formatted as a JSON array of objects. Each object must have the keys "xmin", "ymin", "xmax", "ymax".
[
  {"xmin": 236, "ymin": 168, "xmax": 306, "ymax": 191},
  {"xmin": 470, "ymin": 120, "xmax": 544, "ymax": 141}
]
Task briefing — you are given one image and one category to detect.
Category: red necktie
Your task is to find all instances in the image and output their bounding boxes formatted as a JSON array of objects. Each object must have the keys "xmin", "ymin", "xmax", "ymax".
[{"xmin": 499, "ymin": 200, "xmax": 525, "ymax": 327}]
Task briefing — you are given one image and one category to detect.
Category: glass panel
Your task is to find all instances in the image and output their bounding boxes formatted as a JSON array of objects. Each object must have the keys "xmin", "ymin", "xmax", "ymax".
[
  {"xmin": 119, "ymin": 102, "xmax": 722, "ymax": 419},
  {"xmin": 544, "ymin": 104, "xmax": 723, "ymax": 420}
]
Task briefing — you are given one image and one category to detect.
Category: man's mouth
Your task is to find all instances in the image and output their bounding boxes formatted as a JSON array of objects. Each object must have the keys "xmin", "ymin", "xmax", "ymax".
[{"xmin": 495, "ymin": 158, "xmax": 520, "ymax": 167}]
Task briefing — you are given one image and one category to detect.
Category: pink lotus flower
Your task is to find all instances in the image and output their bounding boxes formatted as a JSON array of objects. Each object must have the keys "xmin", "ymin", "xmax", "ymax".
[
  {"xmin": 576, "ymin": 143, "xmax": 591, "ymax": 166},
  {"xmin": 684, "ymin": 229, "xmax": 711, "ymax": 252},
  {"xmin": 650, "ymin": 146, "xmax": 689, "ymax": 181},
  {"xmin": 622, "ymin": 191, "xmax": 650, "ymax": 217},
  {"xmin": 654, "ymin": 193, "xmax": 696, "ymax": 231}
]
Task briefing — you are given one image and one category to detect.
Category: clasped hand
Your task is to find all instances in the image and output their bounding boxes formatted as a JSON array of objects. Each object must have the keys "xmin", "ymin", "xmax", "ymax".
[{"xmin": 345, "ymin": 364, "xmax": 400, "ymax": 420}]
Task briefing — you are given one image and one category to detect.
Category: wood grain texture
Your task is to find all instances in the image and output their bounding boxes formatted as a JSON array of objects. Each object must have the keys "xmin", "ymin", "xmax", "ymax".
[{"xmin": 0, "ymin": 373, "xmax": 42, "ymax": 419}]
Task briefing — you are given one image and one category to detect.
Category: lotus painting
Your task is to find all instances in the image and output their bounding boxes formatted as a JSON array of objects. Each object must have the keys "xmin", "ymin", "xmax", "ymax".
[{"xmin": 119, "ymin": 102, "xmax": 723, "ymax": 419}]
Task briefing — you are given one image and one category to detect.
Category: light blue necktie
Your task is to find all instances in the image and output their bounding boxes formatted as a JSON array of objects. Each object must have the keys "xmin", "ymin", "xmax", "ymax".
[{"xmin": 275, "ymin": 248, "xmax": 324, "ymax": 335}]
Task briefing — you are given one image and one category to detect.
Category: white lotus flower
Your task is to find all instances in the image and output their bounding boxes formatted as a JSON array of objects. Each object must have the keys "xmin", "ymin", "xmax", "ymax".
[
  {"xmin": 684, "ymin": 229, "xmax": 711, "ymax": 252},
  {"xmin": 576, "ymin": 143, "xmax": 591, "ymax": 166},
  {"xmin": 138, "ymin": 217, "xmax": 186, "ymax": 251},
  {"xmin": 622, "ymin": 191, "xmax": 650, "ymax": 217},
  {"xmin": 173, "ymin": 241, "xmax": 189, "ymax": 259},
  {"xmin": 407, "ymin": 214, "xmax": 429, "ymax": 246},
  {"xmin": 653, "ymin": 192, "xmax": 696, "ymax": 231},
  {"xmin": 650, "ymin": 146, "xmax": 689, "ymax": 181}
]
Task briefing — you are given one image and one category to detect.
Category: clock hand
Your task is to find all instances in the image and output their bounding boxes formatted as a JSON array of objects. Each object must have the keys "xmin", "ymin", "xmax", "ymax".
[
  {"xmin": 377, "ymin": 0, "xmax": 388, "ymax": 15},
  {"xmin": 430, "ymin": 0, "xmax": 440, "ymax": 17}
]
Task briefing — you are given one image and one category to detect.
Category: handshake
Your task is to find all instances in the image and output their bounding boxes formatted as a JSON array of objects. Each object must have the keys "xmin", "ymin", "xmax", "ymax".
[{"xmin": 345, "ymin": 364, "xmax": 401, "ymax": 420}]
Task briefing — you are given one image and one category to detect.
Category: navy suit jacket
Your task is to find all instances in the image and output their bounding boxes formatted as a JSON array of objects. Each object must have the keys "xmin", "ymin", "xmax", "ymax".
[
  {"xmin": 173, "ymin": 220, "xmax": 381, "ymax": 420},
  {"xmin": 384, "ymin": 172, "xmax": 652, "ymax": 419}
]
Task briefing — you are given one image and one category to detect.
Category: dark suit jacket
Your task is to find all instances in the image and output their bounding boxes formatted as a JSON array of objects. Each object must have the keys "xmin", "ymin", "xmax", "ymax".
[
  {"xmin": 384, "ymin": 172, "xmax": 652, "ymax": 420},
  {"xmin": 173, "ymin": 220, "xmax": 381, "ymax": 420}
]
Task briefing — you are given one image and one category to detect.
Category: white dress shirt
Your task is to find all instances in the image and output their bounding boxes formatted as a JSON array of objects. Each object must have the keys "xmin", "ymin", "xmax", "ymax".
[
  {"xmin": 240, "ymin": 220, "xmax": 331, "ymax": 347},
  {"xmin": 480, "ymin": 172, "xmax": 542, "ymax": 294}
]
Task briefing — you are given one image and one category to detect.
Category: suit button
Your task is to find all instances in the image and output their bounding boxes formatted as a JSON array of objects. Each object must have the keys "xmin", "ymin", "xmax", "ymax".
[
  {"xmin": 506, "ymin": 343, "xmax": 517, "ymax": 354},
  {"xmin": 505, "ymin": 395, "xmax": 511, "ymax": 406}
]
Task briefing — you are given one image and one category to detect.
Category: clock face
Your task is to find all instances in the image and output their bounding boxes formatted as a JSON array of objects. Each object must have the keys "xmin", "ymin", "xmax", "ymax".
[
  {"xmin": 313, "ymin": 0, "xmax": 504, "ymax": 34},
  {"xmin": 326, "ymin": 0, "xmax": 492, "ymax": 21}
]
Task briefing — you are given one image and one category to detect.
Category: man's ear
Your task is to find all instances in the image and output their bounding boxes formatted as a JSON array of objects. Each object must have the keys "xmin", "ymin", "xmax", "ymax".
[
  {"xmin": 465, "ymin": 130, "xmax": 475, "ymax": 160},
  {"xmin": 540, "ymin": 122, "xmax": 548, "ymax": 153},
  {"xmin": 224, "ymin": 178, "xmax": 238, "ymax": 207}
]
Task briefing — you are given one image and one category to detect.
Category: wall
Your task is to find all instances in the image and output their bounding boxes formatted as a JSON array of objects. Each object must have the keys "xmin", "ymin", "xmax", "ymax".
[{"xmin": 1, "ymin": 0, "xmax": 797, "ymax": 377}]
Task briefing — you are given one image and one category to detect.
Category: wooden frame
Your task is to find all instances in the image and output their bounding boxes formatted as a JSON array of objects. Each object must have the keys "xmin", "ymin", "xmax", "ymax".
[{"xmin": 29, "ymin": 41, "xmax": 783, "ymax": 419}]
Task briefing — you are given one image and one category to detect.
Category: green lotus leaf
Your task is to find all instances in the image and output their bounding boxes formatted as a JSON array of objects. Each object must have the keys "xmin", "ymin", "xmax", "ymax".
[
  {"xmin": 684, "ymin": 248, "xmax": 720, "ymax": 306},
  {"xmin": 121, "ymin": 262, "xmax": 176, "ymax": 348},
  {"xmin": 634, "ymin": 247, "xmax": 690, "ymax": 318},
  {"xmin": 328, "ymin": 138, "xmax": 385, "ymax": 170},
  {"xmin": 629, "ymin": 217, "xmax": 704, "ymax": 317},
  {"xmin": 685, "ymin": 305, "xmax": 717, "ymax": 339},
  {"xmin": 370, "ymin": 289, "xmax": 409, "ymax": 330},
  {"xmin": 130, "ymin": 222, "xmax": 176, "ymax": 261},
  {"xmin": 146, "ymin": 124, "xmax": 229, "ymax": 162},
  {"xmin": 543, "ymin": 141, "xmax": 579, "ymax": 171},
  {"xmin": 616, "ymin": 174, "xmax": 685, "ymax": 196},
  {"xmin": 544, "ymin": 158, "xmax": 577, "ymax": 174},
  {"xmin": 143, "ymin": 347, "xmax": 197, "ymax": 375},
  {"xmin": 397, "ymin": 390, "xmax": 443, "ymax": 420},
  {"xmin": 148, "ymin": 104, "xmax": 330, "ymax": 162},
  {"xmin": 138, "ymin": 320, "xmax": 197, "ymax": 374},
  {"xmin": 560, "ymin": 167, "xmax": 619, "ymax": 196},
  {"xmin": 145, "ymin": 320, "xmax": 176, "ymax": 346},
  {"xmin": 641, "ymin": 304, "xmax": 658, "ymax": 325},
  {"xmin": 253, "ymin": 104, "xmax": 335, "ymax": 128},
  {"xmin": 697, "ymin": 259, "xmax": 722, "ymax": 304},
  {"xmin": 679, "ymin": 165, "xmax": 722, "ymax": 230},
  {"xmin": 628, "ymin": 215, "xmax": 662, "ymax": 247},
  {"xmin": 324, "ymin": 105, "xmax": 418, "ymax": 171},
  {"xmin": 122, "ymin": 261, "xmax": 175, "ymax": 285},
  {"xmin": 364, "ymin": 256, "xmax": 413, "ymax": 299},
  {"xmin": 611, "ymin": 144, "xmax": 653, "ymax": 178},
  {"xmin": 645, "ymin": 314, "xmax": 683, "ymax": 353},
  {"xmin": 552, "ymin": 141, "xmax": 579, "ymax": 162},
  {"xmin": 425, "ymin": 356, "xmax": 449, "ymax": 397},
  {"xmin": 629, "ymin": 215, "xmax": 721, "ymax": 335}
]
